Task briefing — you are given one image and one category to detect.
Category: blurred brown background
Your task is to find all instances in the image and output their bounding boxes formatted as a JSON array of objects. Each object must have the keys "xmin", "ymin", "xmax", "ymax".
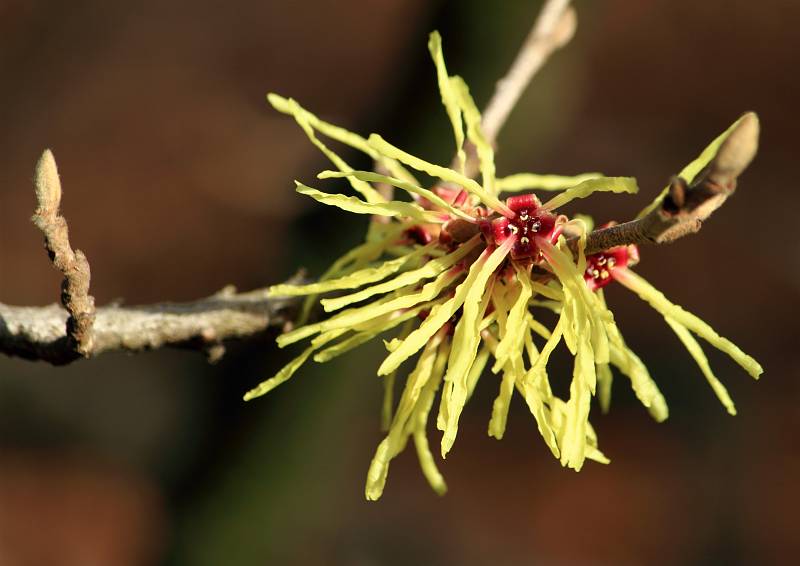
[{"xmin": 0, "ymin": 1, "xmax": 798, "ymax": 564}]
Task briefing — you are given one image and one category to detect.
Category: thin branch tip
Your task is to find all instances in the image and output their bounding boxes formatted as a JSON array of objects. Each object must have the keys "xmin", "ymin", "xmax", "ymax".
[
  {"xmin": 481, "ymin": 0, "xmax": 575, "ymax": 144},
  {"xmin": 553, "ymin": 6, "xmax": 578, "ymax": 48},
  {"xmin": 581, "ymin": 112, "xmax": 759, "ymax": 254}
]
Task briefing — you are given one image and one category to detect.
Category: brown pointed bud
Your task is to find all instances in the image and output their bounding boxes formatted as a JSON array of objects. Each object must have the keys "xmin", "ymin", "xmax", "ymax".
[
  {"xmin": 34, "ymin": 149, "xmax": 62, "ymax": 215},
  {"xmin": 708, "ymin": 112, "xmax": 759, "ymax": 189}
]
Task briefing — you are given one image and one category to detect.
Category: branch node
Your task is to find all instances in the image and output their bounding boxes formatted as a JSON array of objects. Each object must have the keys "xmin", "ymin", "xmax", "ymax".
[
  {"xmin": 214, "ymin": 285, "xmax": 239, "ymax": 298},
  {"xmin": 205, "ymin": 343, "xmax": 227, "ymax": 364}
]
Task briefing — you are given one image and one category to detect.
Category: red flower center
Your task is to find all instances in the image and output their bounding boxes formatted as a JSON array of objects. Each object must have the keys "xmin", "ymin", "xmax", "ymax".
[
  {"xmin": 584, "ymin": 245, "xmax": 638, "ymax": 290},
  {"xmin": 486, "ymin": 194, "xmax": 558, "ymax": 261}
]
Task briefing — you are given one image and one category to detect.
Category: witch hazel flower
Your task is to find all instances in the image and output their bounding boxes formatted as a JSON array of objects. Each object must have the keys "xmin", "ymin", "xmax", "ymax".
[
  {"xmin": 248, "ymin": 31, "xmax": 763, "ymax": 500},
  {"xmin": 581, "ymin": 240, "xmax": 760, "ymax": 417}
]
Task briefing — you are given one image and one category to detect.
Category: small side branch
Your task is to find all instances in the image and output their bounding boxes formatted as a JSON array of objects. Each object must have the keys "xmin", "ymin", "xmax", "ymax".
[
  {"xmin": 581, "ymin": 112, "xmax": 760, "ymax": 255},
  {"xmin": 1, "ymin": 150, "xmax": 303, "ymax": 366},
  {"xmin": 481, "ymin": 0, "xmax": 577, "ymax": 144},
  {"xmin": 31, "ymin": 150, "xmax": 96, "ymax": 359}
]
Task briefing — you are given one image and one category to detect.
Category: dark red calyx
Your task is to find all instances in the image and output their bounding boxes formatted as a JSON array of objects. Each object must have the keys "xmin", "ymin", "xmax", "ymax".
[
  {"xmin": 489, "ymin": 194, "xmax": 557, "ymax": 261},
  {"xmin": 404, "ymin": 226, "xmax": 432, "ymax": 245},
  {"xmin": 478, "ymin": 219, "xmax": 494, "ymax": 242},
  {"xmin": 584, "ymin": 245, "xmax": 638, "ymax": 290},
  {"xmin": 434, "ymin": 186, "xmax": 469, "ymax": 207}
]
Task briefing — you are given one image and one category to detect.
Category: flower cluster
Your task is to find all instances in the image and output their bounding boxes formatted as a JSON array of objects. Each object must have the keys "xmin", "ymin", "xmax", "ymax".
[{"xmin": 248, "ymin": 32, "xmax": 763, "ymax": 500}]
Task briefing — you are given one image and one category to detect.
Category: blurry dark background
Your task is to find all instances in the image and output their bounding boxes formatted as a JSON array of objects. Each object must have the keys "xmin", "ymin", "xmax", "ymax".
[{"xmin": 1, "ymin": 0, "xmax": 798, "ymax": 564}]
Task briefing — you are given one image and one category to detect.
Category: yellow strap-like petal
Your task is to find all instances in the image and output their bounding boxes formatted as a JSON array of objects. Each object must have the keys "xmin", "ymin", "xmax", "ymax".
[
  {"xmin": 596, "ymin": 362, "xmax": 614, "ymax": 414},
  {"xmin": 368, "ymin": 134, "xmax": 514, "ymax": 217},
  {"xmin": 558, "ymin": 327, "xmax": 596, "ymax": 471},
  {"xmin": 243, "ymin": 329, "xmax": 345, "ymax": 400},
  {"xmin": 540, "ymin": 237, "xmax": 611, "ymax": 371},
  {"xmin": 541, "ymin": 177, "xmax": 638, "ymax": 211},
  {"xmin": 521, "ymin": 315, "xmax": 564, "ymax": 457},
  {"xmin": 314, "ymin": 304, "xmax": 428, "ymax": 363},
  {"xmin": 323, "ymin": 235, "xmax": 480, "ymax": 313},
  {"xmin": 277, "ymin": 285, "xmax": 419, "ymax": 348},
  {"xmin": 496, "ymin": 172, "xmax": 603, "ymax": 192},
  {"xmin": 268, "ymin": 93, "xmax": 419, "ymax": 186},
  {"xmin": 279, "ymin": 98, "xmax": 383, "ymax": 203},
  {"xmin": 450, "ymin": 76, "xmax": 496, "ymax": 194},
  {"xmin": 366, "ymin": 332, "xmax": 444, "ymax": 500},
  {"xmin": 530, "ymin": 280, "xmax": 564, "ymax": 301},
  {"xmin": 410, "ymin": 338, "xmax": 450, "ymax": 495},
  {"xmin": 440, "ymin": 240, "xmax": 511, "ymax": 457},
  {"xmin": 319, "ymin": 170, "xmax": 474, "ymax": 221},
  {"xmin": 488, "ymin": 350, "xmax": 523, "ymax": 440},
  {"xmin": 614, "ymin": 267, "xmax": 763, "ymax": 379},
  {"xmin": 598, "ymin": 291, "xmax": 669, "ymax": 422},
  {"xmin": 318, "ymin": 270, "xmax": 459, "ymax": 337},
  {"xmin": 528, "ymin": 317, "xmax": 553, "ymax": 340},
  {"xmin": 427, "ymin": 31, "xmax": 466, "ymax": 174},
  {"xmin": 296, "ymin": 182, "xmax": 445, "ymax": 224},
  {"xmin": 269, "ymin": 242, "xmax": 437, "ymax": 297},
  {"xmin": 412, "ymin": 429, "xmax": 447, "ymax": 496},
  {"xmin": 296, "ymin": 227, "xmax": 404, "ymax": 326},
  {"xmin": 376, "ymin": 246, "xmax": 491, "ymax": 376},
  {"xmin": 492, "ymin": 264, "xmax": 533, "ymax": 373},
  {"xmin": 664, "ymin": 316, "xmax": 737, "ymax": 415}
]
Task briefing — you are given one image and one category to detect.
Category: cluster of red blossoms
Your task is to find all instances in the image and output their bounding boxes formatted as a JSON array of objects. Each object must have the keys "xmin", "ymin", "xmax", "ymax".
[{"xmin": 414, "ymin": 186, "xmax": 636, "ymax": 292}]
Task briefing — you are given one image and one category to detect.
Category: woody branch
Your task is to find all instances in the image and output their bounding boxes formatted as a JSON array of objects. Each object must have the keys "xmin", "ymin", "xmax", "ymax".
[{"xmin": 1, "ymin": 151, "xmax": 303, "ymax": 365}]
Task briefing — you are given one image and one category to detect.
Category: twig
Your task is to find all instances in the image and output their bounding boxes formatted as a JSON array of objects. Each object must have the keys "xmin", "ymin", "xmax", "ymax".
[
  {"xmin": 480, "ymin": 0, "xmax": 577, "ymax": 145},
  {"xmin": 0, "ymin": 285, "xmax": 302, "ymax": 365},
  {"xmin": 579, "ymin": 112, "xmax": 759, "ymax": 255},
  {"xmin": 31, "ymin": 150, "xmax": 96, "ymax": 359}
]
